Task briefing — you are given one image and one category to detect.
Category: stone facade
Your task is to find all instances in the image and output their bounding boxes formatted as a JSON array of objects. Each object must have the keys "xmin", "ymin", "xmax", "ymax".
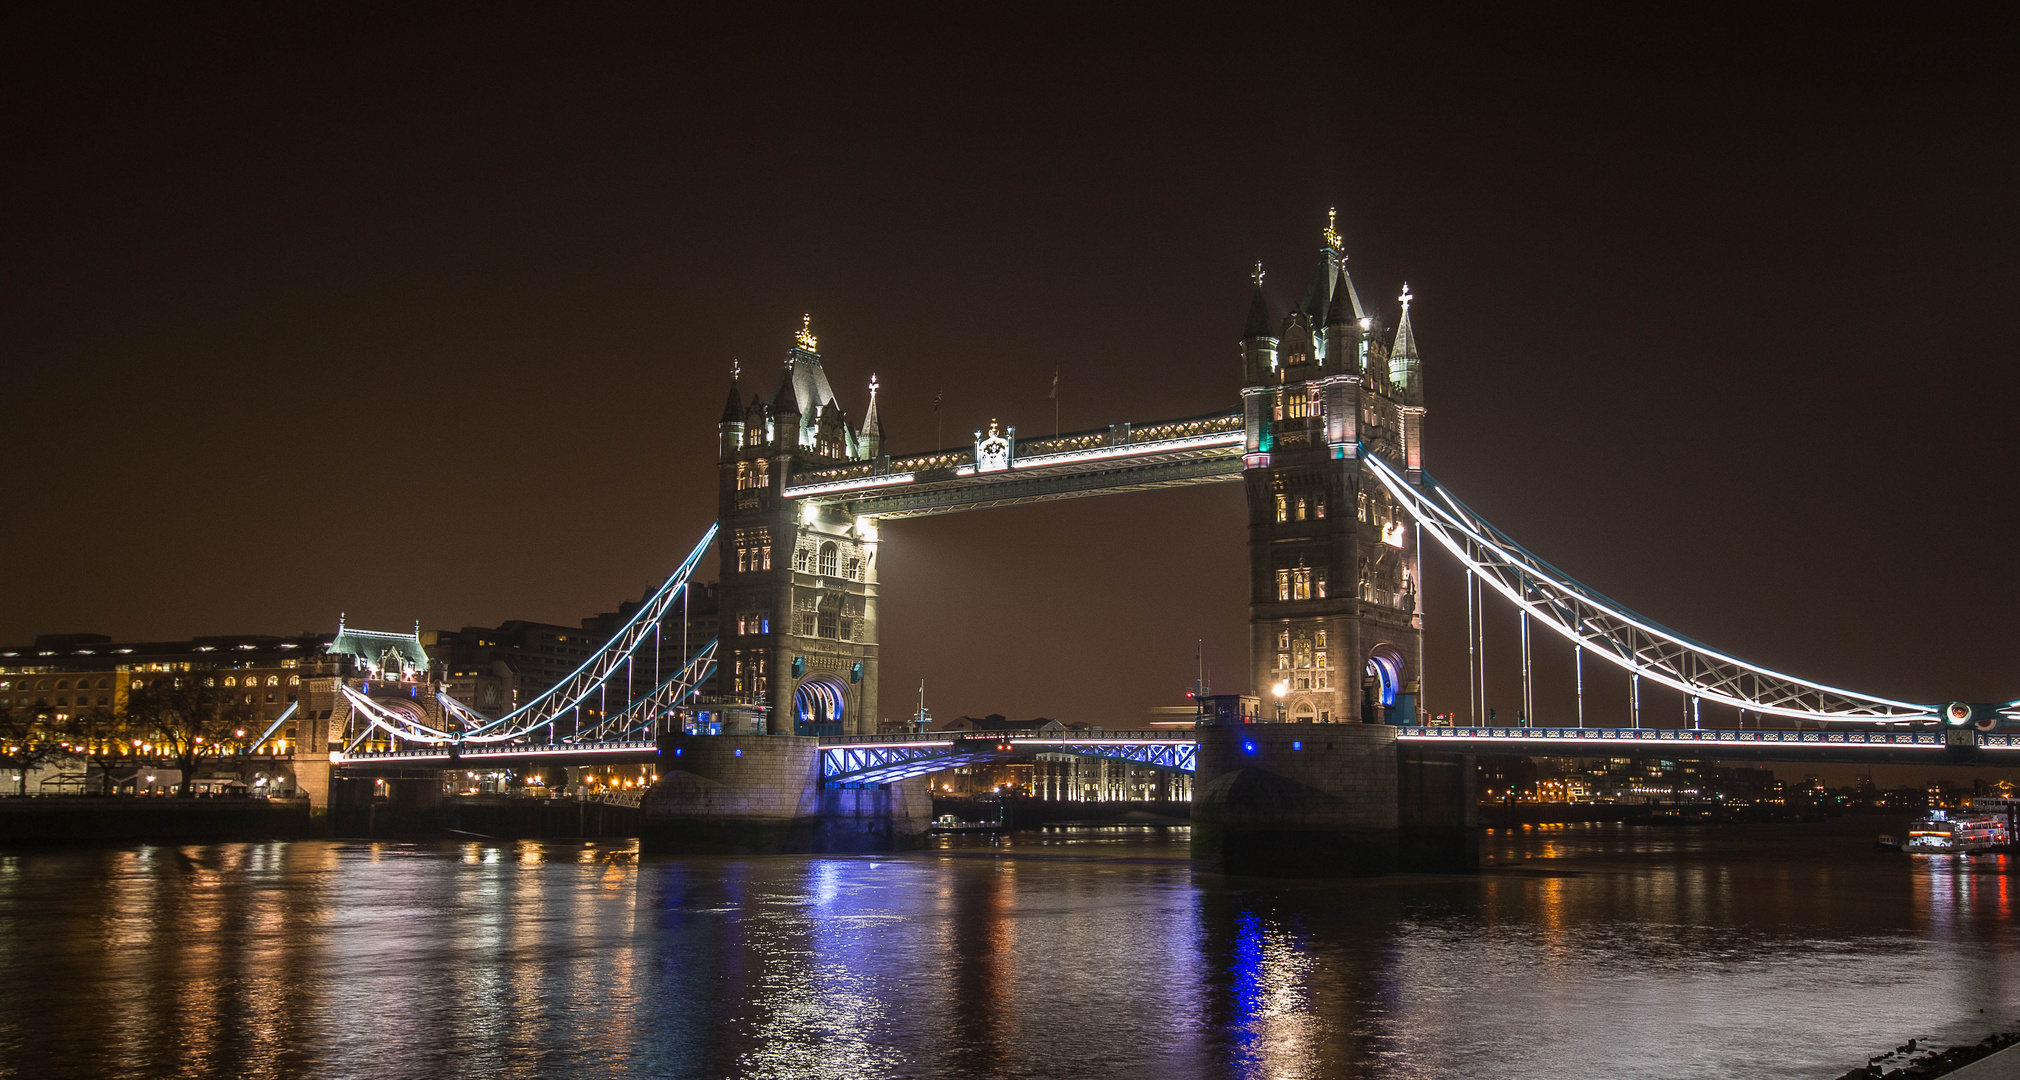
[
  {"xmin": 641, "ymin": 733, "xmax": 931, "ymax": 853},
  {"xmin": 716, "ymin": 321, "xmax": 884, "ymax": 736},
  {"xmin": 1241, "ymin": 232, "xmax": 1426, "ymax": 726}
]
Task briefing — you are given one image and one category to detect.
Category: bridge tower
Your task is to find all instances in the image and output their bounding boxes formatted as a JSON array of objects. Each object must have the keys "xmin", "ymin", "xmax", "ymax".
[
  {"xmin": 1240, "ymin": 217, "xmax": 1426, "ymax": 725},
  {"xmin": 716, "ymin": 318, "xmax": 883, "ymax": 737}
]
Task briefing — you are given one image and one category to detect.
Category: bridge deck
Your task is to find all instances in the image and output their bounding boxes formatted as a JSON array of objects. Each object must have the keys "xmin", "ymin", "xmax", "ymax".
[
  {"xmin": 783, "ymin": 412, "xmax": 1244, "ymax": 519},
  {"xmin": 333, "ymin": 727, "xmax": 2019, "ymax": 774}
]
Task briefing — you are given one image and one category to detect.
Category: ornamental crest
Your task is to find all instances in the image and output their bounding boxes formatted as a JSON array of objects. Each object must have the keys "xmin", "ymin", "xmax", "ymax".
[{"xmin": 975, "ymin": 419, "xmax": 1013, "ymax": 473}]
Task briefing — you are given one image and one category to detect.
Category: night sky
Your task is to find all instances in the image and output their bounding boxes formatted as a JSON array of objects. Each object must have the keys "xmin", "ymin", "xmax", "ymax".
[{"xmin": 3, "ymin": 7, "xmax": 2015, "ymax": 734}]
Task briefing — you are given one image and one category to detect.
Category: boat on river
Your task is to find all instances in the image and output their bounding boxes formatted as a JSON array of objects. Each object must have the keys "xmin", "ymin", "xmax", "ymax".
[{"xmin": 1879, "ymin": 807, "xmax": 2014, "ymax": 853}]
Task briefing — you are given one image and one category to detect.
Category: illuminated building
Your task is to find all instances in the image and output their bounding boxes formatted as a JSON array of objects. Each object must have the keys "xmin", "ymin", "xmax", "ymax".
[
  {"xmin": 1243, "ymin": 215, "xmax": 1426, "ymax": 724},
  {"xmin": 716, "ymin": 317, "xmax": 884, "ymax": 736}
]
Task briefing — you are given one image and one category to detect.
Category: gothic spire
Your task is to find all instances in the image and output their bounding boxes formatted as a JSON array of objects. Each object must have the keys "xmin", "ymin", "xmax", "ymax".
[
  {"xmin": 1243, "ymin": 262, "xmax": 1273, "ymax": 338},
  {"xmin": 720, "ymin": 382, "xmax": 744, "ymax": 424},
  {"xmin": 1390, "ymin": 284, "xmax": 1418, "ymax": 361},
  {"xmin": 861, "ymin": 374, "xmax": 883, "ymax": 438}
]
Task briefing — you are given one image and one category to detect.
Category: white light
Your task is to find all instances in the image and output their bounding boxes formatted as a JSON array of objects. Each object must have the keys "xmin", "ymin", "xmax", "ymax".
[
  {"xmin": 1359, "ymin": 318, "xmax": 1371, "ymax": 329},
  {"xmin": 802, "ymin": 503, "xmax": 819, "ymax": 524},
  {"xmin": 855, "ymin": 517, "xmax": 879, "ymax": 542},
  {"xmin": 1273, "ymin": 682, "xmax": 1289, "ymax": 698}
]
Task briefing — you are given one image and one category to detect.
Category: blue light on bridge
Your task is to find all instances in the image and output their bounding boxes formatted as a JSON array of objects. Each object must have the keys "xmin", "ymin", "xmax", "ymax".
[
  {"xmin": 735, "ymin": 748, "xmax": 743, "ymax": 758},
  {"xmin": 1292, "ymin": 741, "xmax": 1302, "ymax": 751},
  {"xmin": 1243, "ymin": 740, "xmax": 1257, "ymax": 755}
]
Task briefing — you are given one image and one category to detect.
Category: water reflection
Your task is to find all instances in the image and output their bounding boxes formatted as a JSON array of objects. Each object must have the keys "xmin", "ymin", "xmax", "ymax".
[{"xmin": 0, "ymin": 827, "xmax": 2018, "ymax": 1078}]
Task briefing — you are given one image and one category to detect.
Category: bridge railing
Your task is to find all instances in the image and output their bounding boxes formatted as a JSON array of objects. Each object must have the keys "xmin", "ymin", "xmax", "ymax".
[
  {"xmin": 822, "ymin": 728, "xmax": 1197, "ymax": 746},
  {"xmin": 1398, "ymin": 727, "xmax": 1945, "ymax": 747}
]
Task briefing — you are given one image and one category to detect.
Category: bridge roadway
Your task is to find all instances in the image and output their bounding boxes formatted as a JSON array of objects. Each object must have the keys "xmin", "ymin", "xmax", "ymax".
[{"xmin": 333, "ymin": 726, "xmax": 2020, "ymax": 780}]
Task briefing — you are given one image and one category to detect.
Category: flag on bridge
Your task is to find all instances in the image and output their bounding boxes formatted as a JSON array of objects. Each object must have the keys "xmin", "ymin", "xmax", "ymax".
[{"xmin": 1049, "ymin": 368, "xmax": 1059, "ymax": 398}]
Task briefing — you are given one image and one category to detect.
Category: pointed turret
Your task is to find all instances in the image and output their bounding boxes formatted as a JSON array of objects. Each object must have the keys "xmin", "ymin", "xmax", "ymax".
[
  {"xmin": 718, "ymin": 363, "xmax": 746, "ymax": 459},
  {"xmin": 859, "ymin": 374, "xmax": 884, "ymax": 459},
  {"xmin": 1389, "ymin": 284, "xmax": 1423, "ymax": 407},
  {"xmin": 1244, "ymin": 286, "xmax": 1272, "ymax": 338},
  {"xmin": 1325, "ymin": 272, "xmax": 1357, "ymax": 368},
  {"xmin": 1241, "ymin": 261, "xmax": 1279, "ymax": 385},
  {"xmin": 1299, "ymin": 249, "xmax": 1335, "ymax": 324}
]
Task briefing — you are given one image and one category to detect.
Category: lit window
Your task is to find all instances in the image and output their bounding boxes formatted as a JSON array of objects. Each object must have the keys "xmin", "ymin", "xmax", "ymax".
[
  {"xmin": 224, "ymin": 677, "xmax": 236, "ymax": 687},
  {"xmin": 1315, "ymin": 499, "xmax": 1326, "ymax": 519},
  {"xmin": 1296, "ymin": 497, "xmax": 1306, "ymax": 521},
  {"xmin": 1275, "ymin": 494, "xmax": 1287, "ymax": 523},
  {"xmin": 1276, "ymin": 569, "xmax": 1290, "ymax": 601},
  {"xmin": 1292, "ymin": 568, "xmax": 1312, "ymax": 601},
  {"xmin": 819, "ymin": 542, "xmax": 839, "ymax": 578},
  {"xmin": 761, "ymin": 544, "xmax": 771, "ymax": 571},
  {"xmin": 1277, "ymin": 652, "xmax": 1290, "ymax": 672},
  {"xmin": 1316, "ymin": 570, "xmax": 1328, "ymax": 599},
  {"xmin": 1277, "ymin": 630, "xmax": 1290, "ymax": 650},
  {"xmin": 288, "ymin": 675, "xmax": 300, "ymax": 686}
]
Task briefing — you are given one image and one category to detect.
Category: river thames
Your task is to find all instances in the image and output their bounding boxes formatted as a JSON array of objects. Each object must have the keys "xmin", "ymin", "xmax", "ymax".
[{"xmin": 0, "ymin": 823, "xmax": 2014, "ymax": 1079}]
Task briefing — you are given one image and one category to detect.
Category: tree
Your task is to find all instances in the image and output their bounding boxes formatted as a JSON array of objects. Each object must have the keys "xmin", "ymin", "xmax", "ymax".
[
  {"xmin": 125, "ymin": 671, "xmax": 256, "ymax": 798},
  {"xmin": 0, "ymin": 705, "xmax": 64, "ymax": 796},
  {"xmin": 59, "ymin": 705, "xmax": 139, "ymax": 795}
]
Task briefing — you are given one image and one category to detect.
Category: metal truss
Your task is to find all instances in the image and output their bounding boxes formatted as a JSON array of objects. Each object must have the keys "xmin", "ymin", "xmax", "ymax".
[
  {"xmin": 430, "ymin": 524, "xmax": 719, "ymax": 744},
  {"xmin": 821, "ymin": 742, "xmax": 990, "ymax": 786},
  {"xmin": 849, "ymin": 453, "xmax": 1242, "ymax": 519},
  {"xmin": 561, "ymin": 640, "xmax": 718, "ymax": 743},
  {"xmin": 1361, "ymin": 452, "xmax": 1940, "ymax": 722},
  {"xmin": 1035, "ymin": 739, "xmax": 1197, "ymax": 772},
  {"xmin": 818, "ymin": 734, "xmax": 1200, "ymax": 787},
  {"xmin": 1402, "ymin": 727, "xmax": 1947, "ymax": 750},
  {"xmin": 787, "ymin": 411, "xmax": 1246, "ymax": 521}
]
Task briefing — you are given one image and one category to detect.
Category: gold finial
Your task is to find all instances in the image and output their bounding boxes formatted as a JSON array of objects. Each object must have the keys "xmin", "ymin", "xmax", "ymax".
[
  {"xmin": 1399, "ymin": 283, "xmax": 1413, "ymax": 312},
  {"xmin": 1251, "ymin": 260, "xmax": 1266, "ymax": 289},
  {"xmin": 1323, "ymin": 207, "xmax": 1343, "ymax": 252},
  {"xmin": 868, "ymin": 373, "xmax": 879, "ymax": 398},
  {"xmin": 795, "ymin": 314, "xmax": 818, "ymax": 351},
  {"xmin": 731, "ymin": 358, "xmax": 741, "ymax": 382}
]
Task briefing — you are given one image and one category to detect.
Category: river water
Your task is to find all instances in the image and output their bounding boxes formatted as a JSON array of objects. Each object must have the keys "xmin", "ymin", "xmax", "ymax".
[{"xmin": 0, "ymin": 823, "xmax": 2015, "ymax": 1080}]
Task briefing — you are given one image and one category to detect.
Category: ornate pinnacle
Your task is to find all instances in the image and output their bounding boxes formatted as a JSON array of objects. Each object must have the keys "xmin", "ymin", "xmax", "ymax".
[
  {"xmin": 1399, "ymin": 283, "xmax": 1413, "ymax": 312},
  {"xmin": 868, "ymin": 373, "xmax": 879, "ymax": 398},
  {"xmin": 795, "ymin": 314, "xmax": 818, "ymax": 352},
  {"xmin": 731, "ymin": 358, "xmax": 740, "ymax": 382},
  {"xmin": 1252, "ymin": 260, "xmax": 1266, "ymax": 289},
  {"xmin": 1323, "ymin": 207, "xmax": 1343, "ymax": 252}
]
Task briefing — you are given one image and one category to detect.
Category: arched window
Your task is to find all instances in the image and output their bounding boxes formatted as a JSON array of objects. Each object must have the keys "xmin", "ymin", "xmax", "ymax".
[
  {"xmin": 818, "ymin": 541, "xmax": 839, "ymax": 578},
  {"xmin": 224, "ymin": 677, "xmax": 237, "ymax": 687},
  {"xmin": 267, "ymin": 675, "xmax": 279, "ymax": 686},
  {"xmin": 55, "ymin": 680, "xmax": 70, "ymax": 691},
  {"xmin": 288, "ymin": 675, "xmax": 300, "ymax": 686},
  {"xmin": 96, "ymin": 678, "xmax": 110, "ymax": 689}
]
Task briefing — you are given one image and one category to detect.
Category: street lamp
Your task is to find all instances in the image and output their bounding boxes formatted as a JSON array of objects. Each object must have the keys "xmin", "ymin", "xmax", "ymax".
[{"xmin": 1272, "ymin": 681, "xmax": 1289, "ymax": 723}]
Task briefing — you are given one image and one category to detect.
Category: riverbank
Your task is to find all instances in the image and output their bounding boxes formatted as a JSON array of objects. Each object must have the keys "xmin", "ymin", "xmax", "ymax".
[{"xmin": 1835, "ymin": 1031, "xmax": 2020, "ymax": 1078}]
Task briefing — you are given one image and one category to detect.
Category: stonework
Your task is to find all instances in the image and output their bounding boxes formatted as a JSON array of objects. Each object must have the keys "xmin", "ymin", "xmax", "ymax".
[
  {"xmin": 717, "ymin": 328, "xmax": 884, "ymax": 736},
  {"xmin": 1241, "ymin": 236, "xmax": 1426, "ymax": 726},
  {"xmin": 642, "ymin": 734, "xmax": 931, "ymax": 853}
]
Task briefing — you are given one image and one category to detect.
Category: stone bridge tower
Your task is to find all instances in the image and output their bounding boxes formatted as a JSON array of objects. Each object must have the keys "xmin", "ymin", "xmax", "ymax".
[
  {"xmin": 716, "ymin": 318, "xmax": 883, "ymax": 737},
  {"xmin": 1241, "ymin": 216, "xmax": 1426, "ymax": 725}
]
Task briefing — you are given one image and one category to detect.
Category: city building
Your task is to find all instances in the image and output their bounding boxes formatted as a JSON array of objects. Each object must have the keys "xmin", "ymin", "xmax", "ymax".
[
  {"xmin": 1242, "ymin": 217, "xmax": 1426, "ymax": 726},
  {"xmin": 716, "ymin": 317, "xmax": 883, "ymax": 736}
]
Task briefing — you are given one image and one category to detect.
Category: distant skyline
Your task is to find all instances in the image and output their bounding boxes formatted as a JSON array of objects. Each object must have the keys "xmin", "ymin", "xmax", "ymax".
[{"xmin": 2, "ymin": 7, "xmax": 2014, "ymax": 729}]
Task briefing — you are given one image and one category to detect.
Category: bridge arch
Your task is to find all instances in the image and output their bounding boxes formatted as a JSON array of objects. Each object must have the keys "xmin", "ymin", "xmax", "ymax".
[{"xmin": 793, "ymin": 675, "xmax": 849, "ymax": 736}]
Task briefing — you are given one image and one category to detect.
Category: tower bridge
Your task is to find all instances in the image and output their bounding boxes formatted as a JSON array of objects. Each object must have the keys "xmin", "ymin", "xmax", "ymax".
[{"xmin": 331, "ymin": 216, "xmax": 2018, "ymax": 874}]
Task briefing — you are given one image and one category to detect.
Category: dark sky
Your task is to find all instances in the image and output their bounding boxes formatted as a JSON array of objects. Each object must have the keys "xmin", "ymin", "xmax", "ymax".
[{"xmin": 3, "ymin": 6, "xmax": 2015, "ymax": 731}]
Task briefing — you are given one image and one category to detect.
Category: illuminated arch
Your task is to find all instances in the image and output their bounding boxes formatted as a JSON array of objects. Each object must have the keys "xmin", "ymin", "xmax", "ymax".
[
  {"xmin": 1366, "ymin": 644, "xmax": 1406, "ymax": 708},
  {"xmin": 793, "ymin": 675, "xmax": 849, "ymax": 734}
]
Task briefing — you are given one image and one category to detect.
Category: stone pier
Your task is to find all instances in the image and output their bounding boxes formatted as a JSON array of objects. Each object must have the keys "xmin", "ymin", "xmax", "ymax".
[
  {"xmin": 641, "ymin": 734, "xmax": 932, "ymax": 854},
  {"xmin": 1191, "ymin": 724, "xmax": 1476, "ymax": 877}
]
